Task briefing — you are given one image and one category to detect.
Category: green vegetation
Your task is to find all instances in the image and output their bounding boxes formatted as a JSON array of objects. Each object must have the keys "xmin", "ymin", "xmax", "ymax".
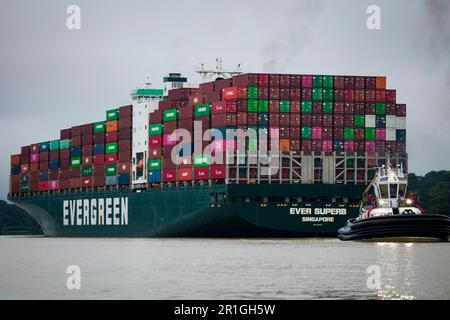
[
  {"xmin": 0, "ymin": 200, "xmax": 42, "ymax": 235},
  {"xmin": 408, "ymin": 171, "xmax": 450, "ymax": 214}
]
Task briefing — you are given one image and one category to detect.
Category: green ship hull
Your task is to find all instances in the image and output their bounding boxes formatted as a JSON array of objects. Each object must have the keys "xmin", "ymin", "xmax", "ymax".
[{"xmin": 8, "ymin": 184, "xmax": 365, "ymax": 237}]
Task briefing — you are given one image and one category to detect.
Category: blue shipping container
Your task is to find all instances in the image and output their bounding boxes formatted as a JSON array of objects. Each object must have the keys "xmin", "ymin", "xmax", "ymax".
[
  {"xmin": 94, "ymin": 143, "xmax": 105, "ymax": 155},
  {"xmin": 148, "ymin": 171, "xmax": 161, "ymax": 183},
  {"xmin": 105, "ymin": 176, "xmax": 118, "ymax": 186},
  {"xmin": 118, "ymin": 173, "xmax": 130, "ymax": 185},
  {"xmin": 10, "ymin": 165, "xmax": 20, "ymax": 175},
  {"xmin": 334, "ymin": 140, "xmax": 344, "ymax": 152},
  {"xmin": 396, "ymin": 129, "xmax": 406, "ymax": 142},
  {"xmin": 71, "ymin": 146, "xmax": 81, "ymax": 157},
  {"xmin": 21, "ymin": 173, "xmax": 29, "ymax": 182},
  {"xmin": 40, "ymin": 142, "xmax": 50, "ymax": 152},
  {"xmin": 39, "ymin": 171, "xmax": 49, "ymax": 181}
]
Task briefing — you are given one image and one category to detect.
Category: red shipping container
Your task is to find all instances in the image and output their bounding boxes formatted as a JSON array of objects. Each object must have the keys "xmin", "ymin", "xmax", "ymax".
[
  {"xmin": 322, "ymin": 140, "xmax": 333, "ymax": 152},
  {"xmin": 71, "ymin": 136, "xmax": 82, "ymax": 147},
  {"xmin": 290, "ymin": 100, "xmax": 301, "ymax": 113},
  {"xmin": 334, "ymin": 102, "xmax": 344, "ymax": 114},
  {"xmin": 354, "ymin": 102, "xmax": 365, "ymax": 114},
  {"xmin": 269, "ymin": 87, "xmax": 280, "ymax": 99},
  {"xmin": 344, "ymin": 76, "xmax": 355, "ymax": 89},
  {"xmin": 344, "ymin": 102, "xmax": 355, "ymax": 114},
  {"xmin": 290, "ymin": 127, "xmax": 301, "ymax": 138},
  {"xmin": 149, "ymin": 136, "xmax": 162, "ymax": 147},
  {"xmin": 94, "ymin": 132, "xmax": 105, "ymax": 144},
  {"xmin": 39, "ymin": 162, "xmax": 49, "ymax": 171},
  {"xmin": 50, "ymin": 150, "xmax": 59, "ymax": 161},
  {"xmin": 118, "ymin": 162, "xmax": 130, "ymax": 174},
  {"xmin": 376, "ymin": 141, "xmax": 386, "ymax": 153},
  {"xmin": 119, "ymin": 105, "xmax": 132, "ymax": 118},
  {"xmin": 385, "ymin": 141, "xmax": 396, "ymax": 153},
  {"xmin": 365, "ymin": 77, "xmax": 376, "ymax": 89},
  {"xmin": 334, "ymin": 76, "xmax": 345, "ymax": 89},
  {"xmin": 39, "ymin": 181, "xmax": 48, "ymax": 192},
  {"xmin": 105, "ymin": 154, "xmax": 118, "ymax": 164},
  {"xmin": 365, "ymin": 102, "xmax": 376, "ymax": 114},
  {"xmin": 93, "ymin": 175, "xmax": 105, "ymax": 187},
  {"xmin": 30, "ymin": 153, "xmax": 39, "ymax": 163},
  {"xmin": 40, "ymin": 152, "xmax": 49, "ymax": 162},
  {"xmin": 334, "ymin": 89, "xmax": 344, "ymax": 101},
  {"xmin": 386, "ymin": 90, "xmax": 396, "ymax": 103},
  {"xmin": 30, "ymin": 144, "xmax": 40, "ymax": 153},
  {"xmin": 194, "ymin": 167, "xmax": 209, "ymax": 180},
  {"xmin": 301, "ymin": 139, "xmax": 312, "ymax": 152},
  {"xmin": 236, "ymin": 112, "xmax": 247, "ymax": 125},
  {"xmin": 269, "ymin": 100, "xmax": 280, "ymax": 113},
  {"xmin": 258, "ymin": 87, "xmax": 269, "ymax": 99},
  {"xmin": 30, "ymin": 163, "xmax": 39, "ymax": 172},
  {"xmin": 386, "ymin": 103, "xmax": 396, "ymax": 115},
  {"xmin": 93, "ymin": 154, "xmax": 104, "ymax": 165},
  {"xmin": 48, "ymin": 180, "xmax": 59, "ymax": 190},
  {"xmin": 162, "ymin": 169, "xmax": 176, "ymax": 182},
  {"xmin": 82, "ymin": 156, "xmax": 92, "ymax": 166},
  {"xmin": 355, "ymin": 89, "xmax": 365, "ymax": 102},
  {"xmin": 301, "ymin": 114, "xmax": 312, "ymax": 126},
  {"xmin": 355, "ymin": 76, "xmax": 365, "ymax": 89},
  {"xmin": 211, "ymin": 101, "xmax": 226, "ymax": 114},
  {"xmin": 60, "ymin": 149, "xmax": 70, "ymax": 160},
  {"xmin": 177, "ymin": 167, "xmax": 192, "ymax": 181},
  {"xmin": 11, "ymin": 154, "xmax": 21, "ymax": 165},
  {"xmin": 301, "ymin": 88, "xmax": 312, "ymax": 100},
  {"xmin": 60, "ymin": 129, "xmax": 71, "ymax": 140},
  {"xmin": 118, "ymin": 151, "xmax": 130, "ymax": 162},
  {"xmin": 222, "ymin": 87, "xmax": 247, "ymax": 100},
  {"xmin": 119, "ymin": 117, "xmax": 132, "ymax": 129},
  {"xmin": 334, "ymin": 127, "xmax": 344, "ymax": 139},
  {"xmin": 290, "ymin": 114, "xmax": 301, "ymax": 126},
  {"xmin": 82, "ymin": 145, "xmax": 93, "ymax": 156},
  {"xmin": 344, "ymin": 89, "xmax": 355, "ymax": 101},
  {"xmin": 290, "ymin": 139, "xmax": 301, "ymax": 152},
  {"xmin": 290, "ymin": 88, "xmax": 301, "ymax": 100},
  {"xmin": 354, "ymin": 141, "xmax": 365, "ymax": 153},
  {"xmin": 376, "ymin": 128, "xmax": 386, "ymax": 141},
  {"xmin": 323, "ymin": 127, "xmax": 333, "ymax": 139},
  {"xmin": 344, "ymin": 141, "xmax": 355, "ymax": 152},
  {"xmin": 312, "ymin": 115, "xmax": 322, "ymax": 126},
  {"xmin": 59, "ymin": 179, "xmax": 70, "ymax": 190},
  {"xmin": 119, "ymin": 140, "xmax": 131, "ymax": 151},
  {"xmin": 312, "ymin": 101, "xmax": 322, "ymax": 113},
  {"xmin": 233, "ymin": 74, "xmax": 258, "ymax": 86},
  {"xmin": 105, "ymin": 132, "xmax": 118, "ymax": 143},
  {"xmin": 81, "ymin": 124, "xmax": 93, "ymax": 135},
  {"xmin": 396, "ymin": 104, "xmax": 406, "ymax": 117},
  {"xmin": 49, "ymin": 170, "xmax": 59, "ymax": 180},
  {"xmin": 178, "ymin": 106, "xmax": 193, "ymax": 120},
  {"xmin": 396, "ymin": 142, "xmax": 406, "ymax": 153},
  {"xmin": 70, "ymin": 168, "xmax": 81, "ymax": 178},
  {"xmin": 290, "ymin": 74, "xmax": 301, "ymax": 87},
  {"xmin": 70, "ymin": 178, "xmax": 82, "ymax": 189},
  {"xmin": 334, "ymin": 114, "xmax": 344, "ymax": 126},
  {"xmin": 279, "ymin": 74, "xmax": 291, "ymax": 87},
  {"xmin": 355, "ymin": 128, "xmax": 365, "ymax": 140},
  {"xmin": 344, "ymin": 115, "xmax": 354, "ymax": 127},
  {"xmin": 322, "ymin": 114, "xmax": 333, "ymax": 127},
  {"xmin": 60, "ymin": 160, "xmax": 70, "ymax": 170},
  {"xmin": 280, "ymin": 126, "xmax": 290, "ymax": 138},
  {"xmin": 280, "ymin": 114, "xmax": 290, "ymax": 126},
  {"xmin": 269, "ymin": 74, "xmax": 280, "ymax": 87},
  {"xmin": 365, "ymin": 90, "xmax": 376, "ymax": 102},
  {"xmin": 269, "ymin": 113, "xmax": 280, "ymax": 125},
  {"xmin": 211, "ymin": 165, "xmax": 226, "ymax": 179},
  {"xmin": 375, "ymin": 90, "xmax": 386, "ymax": 102},
  {"xmin": 21, "ymin": 164, "xmax": 29, "ymax": 174},
  {"xmin": 82, "ymin": 177, "xmax": 92, "ymax": 188},
  {"xmin": 71, "ymin": 126, "xmax": 82, "ymax": 137}
]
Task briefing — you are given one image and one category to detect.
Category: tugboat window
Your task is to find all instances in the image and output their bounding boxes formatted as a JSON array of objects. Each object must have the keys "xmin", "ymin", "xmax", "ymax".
[
  {"xmin": 389, "ymin": 184, "xmax": 398, "ymax": 199},
  {"xmin": 398, "ymin": 184, "xmax": 406, "ymax": 197},
  {"xmin": 379, "ymin": 184, "xmax": 389, "ymax": 198}
]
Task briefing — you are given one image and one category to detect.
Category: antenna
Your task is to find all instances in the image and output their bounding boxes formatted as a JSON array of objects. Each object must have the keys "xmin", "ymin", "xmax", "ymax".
[
  {"xmin": 144, "ymin": 74, "xmax": 152, "ymax": 87},
  {"xmin": 196, "ymin": 57, "xmax": 243, "ymax": 82}
]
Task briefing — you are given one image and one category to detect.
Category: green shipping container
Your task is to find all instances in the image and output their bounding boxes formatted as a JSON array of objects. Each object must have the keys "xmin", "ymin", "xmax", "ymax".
[
  {"xmin": 149, "ymin": 123, "xmax": 163, "ymax": 136},
  {"xmin": 60, "ymin": 139, "xmax": 70, "ymax": 150},
  {"xmin": 279, "ymin": 100, "xmax": 290, "ymax": 113},
  {"xmin": 106, "ymin": 109, "xmax": 119, "ymax": 121},
  {"xmin": 106, "ymin": 142, "xmax": 118, "ymax": 154},
  {"xmin": 354, "ymin": 114, "xmax": 365, "ymax": 127},
  {"xmin": 365, "ymin": 128, "xmax": 376, "ymax": 140},
  {"xmin": 82, "ymin": 166, "xmax": 92, "ymax": 177},
  {"xmin": 248, "ymin": 99, "xmax": 258, "ymax": 112},
  {"xmin": 344, "ymin": 127, "xmax": 355, "ymax": 140},
  {"xmin": 164, "ymin": 109, "xmax": 178, "ymax": 121},
  {"xmin": 323, "ymin": 101, "xmax": 333, "ymax": 113},
  {"xmin": 312, "ymin": 88, "xmax": 323, "ymax": 101},
  {"xmin": 247, "ymin": 86, "xmax": 258, "ymax": 99},
  {"xmin": 322, "ymin": 89, "xmax": 333, "ymax": 101},
  {"xmin": 301, "ymin": 126, "xmax": 312, "ymax": 139},
  {"xmin": 301, "ymin": 101, "xmax": 312, "ymax": 113},
  {"xmin": 257, "ymin": 99, "xmax": 269, "ymax": 112},
  {"xmin": 20, "ymin": 184, "xmax": 29, "ymax": 193},
  {"xmin": 376, "ymin": 102, "xmax": 386, "ymax": 115},
  {"xmin": 148, "ymin": 159, "xmax": 161, "ymax": 171},
  {"xmin": 312, "ymin": 75, "xmax": 323, "ymax": 87},
  {"xmin": 71, "ymin": 157, "xmax": 81, "ymax": 168},
  {"xmin": 49, "ymin": 140, "xmax": 60, "ymax": 151},
  {"xmin": 193, "ymin": 154, "xmax": 209, "ymax": 167},
  {"xmin": 105, "ymin": 164, "xmax": 117, "ymax": 176},
  {"xmin": 94, "ymin": 122, "xmax": 106, "ymax": 133},
  {"xmin": 323, "ymin": 76, "xmax": 334, "ymax": 88},
  {"xmin": 194, "ymin": 104, "xmax": 210, "ymax": 118}
]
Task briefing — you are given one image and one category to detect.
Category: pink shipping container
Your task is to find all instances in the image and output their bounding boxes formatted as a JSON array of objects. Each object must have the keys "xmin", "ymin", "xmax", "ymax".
[
  {"xmin": 30, "ymin": 153, "xmax": 40, "ymax": 163},
  {"xmin": 48, "ymin": 180, "xmax": 59, "ymax": 190},
  {"xmin": 312, "ymin": 127, "xmax": 323, "ymax": 139},
  {"xmin": 365, "ymin": 141, "xmax": 376, "ymax": 152},
  {"xmin": 105, "ymin": 154, "xmax": 118, "ymax": 164},
  {"xmin": 376, "ymin": 128, "xmax": 386, "ymax": 141},
  {"xmin": 212, "ymin": 101, "xmax": 227, "ymax": 114},
  {"xmin": 301, "ymin": 75, "xmax": 312, "ymax": 88},
  {"xmin": 322, "ymin": 140, "xmax": 333, "ymax": 152},
  {"xmin": 344, "ymin": 141, "xmax": 355, "ymax": 152}
]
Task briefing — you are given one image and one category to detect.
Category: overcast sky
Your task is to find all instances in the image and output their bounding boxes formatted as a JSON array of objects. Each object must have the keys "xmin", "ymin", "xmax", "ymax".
[{"xmin": 1, "ymin": 0, "xmax": 449, "ymax": 199}]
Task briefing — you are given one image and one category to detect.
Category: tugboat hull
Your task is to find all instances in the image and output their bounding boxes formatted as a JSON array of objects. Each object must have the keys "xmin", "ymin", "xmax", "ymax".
[{"xmin": 338, "ymin": 214, "xmax": 450, "ymax": 241}]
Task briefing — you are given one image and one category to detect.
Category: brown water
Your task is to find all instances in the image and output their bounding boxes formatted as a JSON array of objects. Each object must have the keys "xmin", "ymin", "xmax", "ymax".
[{"xmin": 0, "ymin": 236, "xmax": 448, "ymax": 300}]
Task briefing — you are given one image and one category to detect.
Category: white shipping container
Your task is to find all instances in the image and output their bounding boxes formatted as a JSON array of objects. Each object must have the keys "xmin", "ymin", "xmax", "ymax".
[
  {"xmin": 365, "ymin": 115, "xmax": 376, "ymax": 128},
  {"xmin": 386, "ymin": 115, "xmax": 396, "ymax": 128},
  {"xmin": 396, "ymin": 117, "xmax": 406, "ymax": 130},
  {"xmin": 386, "ymin": 128, "xmax": 397, "ymax": 141}
]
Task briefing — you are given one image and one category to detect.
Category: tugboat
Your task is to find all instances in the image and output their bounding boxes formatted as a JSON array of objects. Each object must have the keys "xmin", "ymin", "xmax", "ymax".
[{"xmin": 338, "ymin": 164, "xmax": 450, "ymax": 241}]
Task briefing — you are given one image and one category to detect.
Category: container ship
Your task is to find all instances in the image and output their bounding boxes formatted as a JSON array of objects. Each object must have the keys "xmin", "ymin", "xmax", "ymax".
[{"xmin": 7, "ymin": 71, "xmax": 408, "ymax": 237}]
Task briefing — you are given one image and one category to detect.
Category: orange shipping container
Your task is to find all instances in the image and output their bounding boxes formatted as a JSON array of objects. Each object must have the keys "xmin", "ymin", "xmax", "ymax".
[
  {"xmin": 280, "ymin": 139, "xmax": 290, "ymax": 152},
  {"xmin": 376, "ymin": 77, "xmax": 386, "ymax": 89},
  {"xmin": 10, "ymin": 154, "xmax": 21, "ymax": 165},
  {"xmin": 106, "ymin": 120, "xmax": 118, "ymax": 132}
]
